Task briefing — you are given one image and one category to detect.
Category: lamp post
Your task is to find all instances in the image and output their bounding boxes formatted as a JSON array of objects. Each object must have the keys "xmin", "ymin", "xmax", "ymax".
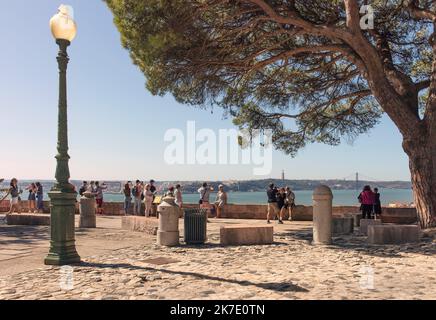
[{"xmin": 44, "ymin": 5, "xmax": 80, "ymax": 265}]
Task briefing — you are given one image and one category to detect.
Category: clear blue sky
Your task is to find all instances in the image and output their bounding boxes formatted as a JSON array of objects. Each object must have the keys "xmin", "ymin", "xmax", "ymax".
[{"xmin": 0, "ymin": 0, "xmax": 410, "ymax": 182}]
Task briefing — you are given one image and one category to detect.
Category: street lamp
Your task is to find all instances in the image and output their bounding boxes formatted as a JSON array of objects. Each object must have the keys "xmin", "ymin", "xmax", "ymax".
[{"xmin": 44, "ymin": 5, "xmax": 80, "ymax": 265}]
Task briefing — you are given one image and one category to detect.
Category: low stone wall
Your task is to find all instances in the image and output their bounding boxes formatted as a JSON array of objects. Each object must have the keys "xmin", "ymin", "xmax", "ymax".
[
  {"xmin": 0, "ymin": 200, "xmax": 418, "ymax": 223},
  {"xmin": 6, "ymin": 213, "xmax": 50, "ymax": 226}
]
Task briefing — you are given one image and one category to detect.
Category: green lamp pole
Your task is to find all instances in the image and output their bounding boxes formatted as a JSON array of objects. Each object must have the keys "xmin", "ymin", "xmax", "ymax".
[{"xmin": 45, "ymin": 5, "xmax": 80, "ymax": 265}]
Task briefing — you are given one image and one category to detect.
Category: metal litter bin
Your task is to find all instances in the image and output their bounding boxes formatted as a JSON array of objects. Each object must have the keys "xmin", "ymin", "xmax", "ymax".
[{"xmin": 184, "ymin": 208, "xmax": 208, "ymax": 244}]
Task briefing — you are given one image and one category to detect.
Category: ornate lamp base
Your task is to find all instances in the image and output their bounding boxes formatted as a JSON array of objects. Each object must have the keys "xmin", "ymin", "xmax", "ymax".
[{"xmin": 44, "ymin": 190, "xmax": 81, "ymax": 265}]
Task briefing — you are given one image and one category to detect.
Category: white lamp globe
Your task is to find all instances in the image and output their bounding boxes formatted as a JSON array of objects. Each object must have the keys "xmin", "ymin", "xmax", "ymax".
[{"xmin": 50, "ymin": 5, "xmax": 77, "ymax": 42}]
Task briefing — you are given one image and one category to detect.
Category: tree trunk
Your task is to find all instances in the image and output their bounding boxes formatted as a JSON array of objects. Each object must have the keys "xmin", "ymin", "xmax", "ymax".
[{"xmin": 403, "ymin": 136, "xmax": 436, "ymax": 229}]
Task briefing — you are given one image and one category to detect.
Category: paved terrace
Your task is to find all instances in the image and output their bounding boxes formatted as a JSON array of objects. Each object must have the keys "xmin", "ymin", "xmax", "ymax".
[{"xmin": 0, "ymin": 214, "xmax": 434, "ymax": 300}]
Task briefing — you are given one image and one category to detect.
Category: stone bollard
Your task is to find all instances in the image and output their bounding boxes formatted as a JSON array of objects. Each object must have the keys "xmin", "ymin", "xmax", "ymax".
[
  {"xmin": 157, "ymin": 196, "xmax": 180, "ymax": 246},
  {"xmin": 79, "ymin": 192, "xmax": 96, "ymax": 228},
  {"xmin": 312, "ymin": 185, "xmax": 333, "ymax": 245}
]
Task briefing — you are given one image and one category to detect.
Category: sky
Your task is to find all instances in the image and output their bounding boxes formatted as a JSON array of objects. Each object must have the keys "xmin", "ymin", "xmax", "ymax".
[{"xmin": 0, "ymin": 0, "xmax": 411, "ymax": 182}]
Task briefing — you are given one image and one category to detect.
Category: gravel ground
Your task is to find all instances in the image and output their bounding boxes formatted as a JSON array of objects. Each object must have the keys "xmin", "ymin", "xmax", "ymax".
[{"xmin": 0, "ymin": 219, "xmax": 434, "ymax": 300}]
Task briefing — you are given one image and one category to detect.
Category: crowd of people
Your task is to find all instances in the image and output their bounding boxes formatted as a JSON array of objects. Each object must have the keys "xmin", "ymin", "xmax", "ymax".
[
  {"xmin": 120, "ymin": 179, "xmax": 158, "ymax": 216},
  {"xmin": 358, "ymin": 185, "xmax": 382, "ymax": 219},
  {"xmin": 266, "ymin": 183, "xmax": 296, "ymax": 224},
  {"xmin": 1, "ymin": 178, "xmax": 382, "ymax": 220},
  {"xmin": 0, "ymin": 178, "xmax": 44, "ymax": 214},
  {"xmin": 119, "ymin": 180, "xmax": 228, "ymax": 218},
  {"xmin": 78, "ymin": 181, "xmax": 108, "ymax": 214}
]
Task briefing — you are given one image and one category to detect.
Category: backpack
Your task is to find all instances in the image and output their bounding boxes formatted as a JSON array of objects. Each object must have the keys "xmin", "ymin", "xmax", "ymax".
[{"xmin": 132, "ymin": 186, "xmax": 137, "ymax": 197}]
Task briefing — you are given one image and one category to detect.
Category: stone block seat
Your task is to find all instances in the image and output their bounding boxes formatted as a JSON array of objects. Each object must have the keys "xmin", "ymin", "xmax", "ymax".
[
  {"xmin": 121, "ymin": 216, "xmax": 158, "ymax": 235},
  {"xmin": 344, "ymin": 212, "xmax": 363, "ymax": 227},
  {"xmin": 6, "ymin": 213, "xmax": 50, "ymax": 226},
  {"xmin": 220, "ymin": 224, "xmax": 273, "ymax": 246},
  {"xmin": 332, "ymin": 217, "xmax": 354, "ymax": 234},
  {"xmin": 367, "ymin": 224, "xmax": 421, "ymax": 244},
  {"xmin": 359, "ymin": 219, "xmax": 382, "ymax": 235}
]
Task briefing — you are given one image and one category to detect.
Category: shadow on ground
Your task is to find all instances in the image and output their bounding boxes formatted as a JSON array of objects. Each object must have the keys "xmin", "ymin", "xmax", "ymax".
[
  {"xmin": 78, "ymin": 261, "xmax": 309, "ymax": 293},
  {"xmin": 277, "ymin": 227, "xmax": 435, "ymax": 258}
]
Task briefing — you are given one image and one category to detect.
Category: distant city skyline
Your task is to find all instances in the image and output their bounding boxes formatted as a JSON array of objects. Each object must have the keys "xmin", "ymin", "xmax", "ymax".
[{"xmin": 0, "ymin": 1, "xmax": 411, "ymax": 182}]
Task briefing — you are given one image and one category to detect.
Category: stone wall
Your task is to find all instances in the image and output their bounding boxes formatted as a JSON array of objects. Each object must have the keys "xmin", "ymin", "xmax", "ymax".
[{"xmin": 1, "ymin": 199, "xmax": 417, "ymax": 223}]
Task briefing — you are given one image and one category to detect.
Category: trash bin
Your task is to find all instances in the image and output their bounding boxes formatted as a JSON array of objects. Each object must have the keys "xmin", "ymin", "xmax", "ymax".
[{"xmin": 184, "ymin": 208, "xmax": 208, "ymax": 244}]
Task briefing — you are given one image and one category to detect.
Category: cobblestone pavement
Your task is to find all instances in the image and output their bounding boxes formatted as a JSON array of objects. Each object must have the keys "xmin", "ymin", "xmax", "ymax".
[{"xmin": 0, "ymin": 217, "xmax": 434, "ymax": 300}]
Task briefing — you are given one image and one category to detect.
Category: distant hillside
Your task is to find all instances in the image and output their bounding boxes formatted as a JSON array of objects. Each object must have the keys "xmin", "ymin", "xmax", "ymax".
[
  {"xmin": 159, "ymin": 179, "xmax": 412, "ymax": 193},
  {"xmin": 0, "ymin": 178, "xmax": 411, "ymax": 194}
]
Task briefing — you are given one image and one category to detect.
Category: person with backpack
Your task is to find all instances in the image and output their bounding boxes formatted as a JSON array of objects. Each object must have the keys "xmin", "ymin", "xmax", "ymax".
[
  {"xmin": 198, "ymin": 182, "xmax": 213, "ymax": 205},
  {"xmin": 198, "ymin": 182, "xmax": 214, "ymax": 216},
  {"xmin": 266, "ymin": 183, "xmax": 279, "ymax": 224},
  {"xmin": 132, "ymin": 180, "xmax": 143, "ymax": 215},
  {"xmin": 79, "ymin": 181, "xmax": 88, "ymax": 196}
]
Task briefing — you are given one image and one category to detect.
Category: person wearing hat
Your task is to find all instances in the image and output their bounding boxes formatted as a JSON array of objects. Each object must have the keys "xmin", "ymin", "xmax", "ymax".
[
  {"xmin": 6, "ymin": 178, "xmax": 22, "ymax": 214},
  {"xmin": 214, "ymin": 184, "xmax": 227, "ymax": 218}
]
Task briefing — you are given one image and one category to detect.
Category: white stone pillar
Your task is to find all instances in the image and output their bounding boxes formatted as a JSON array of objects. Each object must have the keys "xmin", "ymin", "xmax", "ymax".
[
  {"xmin": 312, "ymin": 185, "xmax": 333, "ymax": 245},
  {"xmin": 79, "ymin": 192, "xmax": 96, "ymax": 228},
  {"xmin": 157, "ymin": 196, "xmax": 180, "ymax": 246}
]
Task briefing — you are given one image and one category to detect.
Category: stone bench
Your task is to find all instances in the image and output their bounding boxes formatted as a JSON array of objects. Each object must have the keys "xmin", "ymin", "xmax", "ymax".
[
  {"xmin": 367, "ymin": 224, "xmax": 421, "ymax": 244},
  {"xmin": 220, "ymin": 224, "xmax": 273, "ymax": 245},
  {"xmin": 381, "ymin": 208, "xmax": 418, "ymax": 224},
  {"xmin": 121, "ymin": 216, "xmax": 158, "ymax": 235},
  {"xmin": 332, "ymin": 217, "xmax": 354, "ymax": 234},
  {"xmin": 359, "ymin": 219, "xmax": 382, "ymax": 235},
  {"xmin": 6, "ymin": 213, "xmax": 50, "ymax": 226}
]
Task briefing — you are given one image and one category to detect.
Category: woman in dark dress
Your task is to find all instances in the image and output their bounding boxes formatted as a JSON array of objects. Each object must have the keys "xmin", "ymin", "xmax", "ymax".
[
  {"xmin": 276, "ymin": 188, "xmax": 285, "ymax": 224},
  {"xmin": 373, "ymin": 187, "xmax": 382, "ymax": 218}
]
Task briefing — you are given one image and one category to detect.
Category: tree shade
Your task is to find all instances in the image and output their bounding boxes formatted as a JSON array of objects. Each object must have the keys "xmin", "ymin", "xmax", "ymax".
[{"xmin": 105, "ymin": 0, "xmax": 436, "ymax": 228}]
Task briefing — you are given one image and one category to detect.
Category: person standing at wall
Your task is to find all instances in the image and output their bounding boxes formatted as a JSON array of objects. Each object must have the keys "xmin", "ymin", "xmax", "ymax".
[
  {"xmin": 88, "ymin": 181, "xmax": 96, "ymax": 193},
  {"xmin": 214, "ymin": 184, "xmax": 227, "ymax": 219},
  {"xmin": 35, "ymin": 182, "xmax": 44, "ymax": 213},
  {"xmin": 143, "ymin": 184, "xmax": 154, "ymax": 217},
  {"xmin": 373, "ymin": 187, "xmax": 382, "ymax": 219},
  {"xmin": 132, "ymin": 180, "xmax": 143, "ymax": 215},
  {"xmin": 25, "ymin": 183, "xmax": 37, "ymax": 213},
  {"xmin": 123, "ymin": 181, "xmax": 132, "ymax": 215},
  {"xmin": 276, "ymin": 187, "xmax": 286, "ymax": 224},
  {"xmin": 7, "ymin": 178, "xmax": 22, "ymax": 214},
  {"xmin": 174, "ymin": 184, "xmax": 183, "ymax": 208},
  {"xmin": 266, "ymin": 183, "xmax": 279, "ymax": 224},
  {"xmin": 358, "ymin": 185, "xmax": 375, "ymax": 219},
  {"xmin": 198, "ymin": 182, "xmax": 213, "ymax": 205},
  {"xmin": 94, "ymin": 181, "xmax": 107, "ymax": 215},
  {"xmin": 79, "ymin": 181, "xmax": 88, "ymax": 196},
  {"xmin": 285, "ymin": 186, "xmax": 296, "ymax": 221}
]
